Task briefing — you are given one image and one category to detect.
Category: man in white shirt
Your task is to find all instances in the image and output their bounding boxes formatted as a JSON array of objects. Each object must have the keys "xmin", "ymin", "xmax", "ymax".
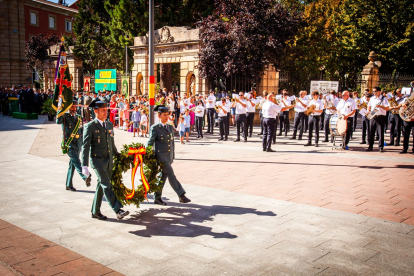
[
  {"xmin": 360, "ymin": 89, "xmax": 371, "ymax": 144},
  {"xmin": 216, "ymin": 98, "xmax": 230, "ymax": 140},
  {"xmin": 398, "ymin": 90, "xmax": 414, "ymax": 154},
  {"xmin": 278, "ymin": 91, "xmax": 294, "ymax": 136},
  {"xmin": 258, "ymin": 92, "xmax": 268, "ymax": 135},
  {"xmin": 366, "ymin": 87, "xmax": 390, "ymax": 152},
  {"xmin": 246, "ymin": 92, "xmax": 259, "ymax": 137},
  {"xmin": 321, "ymin": 91, "xmax": 339, "ymax": 142},
  {"xmin": 389, "ymin": 88, "xmax": 405, "ymax": 146},
  {"xmin": 205, "ymin": 90, "xmax": 216, "ymax": 134},
  {"xmin": 231, "ymin": 92, "xmax": 248, "ymax": 142},
  {"xmin": 290, "ymin": 91, "xmax": 308, "ymax": 140},
  {"xmin": 262, "ymin": 93, "xmax": 290, "ymax": 152},
  {"xmin": 352, "ymin": 91, "xmax": 360, "ymax": 132},
  {"xmin": 304, "ymin": 91, "xmax": 324, "ymax": 147},
  {"xmin": 336, "ymin": 91, "xmax": 357, "ymax": 149},
  {"xmin": 194, "ymin": 99, "xmax": 205, "ymax": 138}
]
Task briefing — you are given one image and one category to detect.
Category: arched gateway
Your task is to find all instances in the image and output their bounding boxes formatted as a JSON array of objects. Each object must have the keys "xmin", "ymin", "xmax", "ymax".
[{"xmin": 130, "ymin": 26, "xmax": 279, "ymax": 96}]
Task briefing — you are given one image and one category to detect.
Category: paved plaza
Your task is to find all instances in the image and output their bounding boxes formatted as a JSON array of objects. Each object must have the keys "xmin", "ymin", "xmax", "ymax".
[{"xmin": 0, "ymin": 115, "xmax": 414, "ymax": 275}]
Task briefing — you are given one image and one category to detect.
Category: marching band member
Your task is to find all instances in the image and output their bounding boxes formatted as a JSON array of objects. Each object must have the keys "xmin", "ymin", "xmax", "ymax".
[
  {"xmin": 322, "ymin": 91, "xmax": 339, "ymax": 142},
  {"xmin": 319, "ymin": 93, "xmax": 325, "ymax": 131},
  {"xmin": 231, "ymin": 92, "xmax": 248, "ymax": 142},
  {"xmin": 262, "ymin": 93, "xmax": 290, "ymax": 152},
  {"xmin": 205, "ymin": 90, "xmax": 216, "ymax": 134},
  {"xmin": 278, "ymin": 91, "xmax": 294, "ymax": 136},
  {"xmin": 352, "ymin": 91, "xmax": 360, "ymax": 133},
  {"xmin": 246, "ymin": 92, "xmax": 259, "ymax": 137},
  {"xmin": 290, "ymin": 90, "xmax": 308, "ymax": 140},
  {"xmin": 335, "ymin": 91, "xmax": 357, "ymax": 150},
  {"xmin": 366, "ymin": 87, "xmax": 390, "ymax": 152},
  {"xmin": 389, "ymin": 88, "xmax": 405, "ymax": 146},
  {"xmin": 258, "ymin": 92, "xmax": 268, "ymax": 135},
  {"xmin": 194, "ymin": 99, "xmax": 205, "ymax": 138},
  {"xmin": 304, "ymin": 91, "xmax": 324, "ymax": 147},
  {"xmin": 216, "ymin": 98, "xmax": 230, "ymax": 140},
  {"xmin": 359, "ymin": 89, "xmax": 371, "ymax": 144},
  {"xmin": 400, "ymin": 93, "xmax": 414, "ymax": 154}
]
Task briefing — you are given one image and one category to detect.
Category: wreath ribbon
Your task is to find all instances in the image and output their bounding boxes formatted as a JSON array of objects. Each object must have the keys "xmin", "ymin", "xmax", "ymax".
[{"xmin": 127, "ymin": 147, "xmax": 150, "ymax": 200}]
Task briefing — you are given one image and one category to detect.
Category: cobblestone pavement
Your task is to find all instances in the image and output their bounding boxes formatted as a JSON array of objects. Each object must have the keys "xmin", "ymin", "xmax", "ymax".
[{"xmin": 0, "ymin": 115, "xmax": 413, "ymax": 275}]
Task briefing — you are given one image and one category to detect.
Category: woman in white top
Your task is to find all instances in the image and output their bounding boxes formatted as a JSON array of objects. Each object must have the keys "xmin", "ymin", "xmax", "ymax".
[{"xmin": 194, "ymin": 99, "xmax": 205, "ymax": 138}]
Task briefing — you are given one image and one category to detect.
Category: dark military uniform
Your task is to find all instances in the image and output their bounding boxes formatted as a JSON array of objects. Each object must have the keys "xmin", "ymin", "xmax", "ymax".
[
  {"xmin": 81, "ymin": 119, "xmax": 123, "ymax": 215},
  {"xmin": 56, "ymin": 113, "xmax": 88, "ymax": 189},
  {"xmin": 146, "ymin": 123, "xmax": 186, "ymax": 200}
]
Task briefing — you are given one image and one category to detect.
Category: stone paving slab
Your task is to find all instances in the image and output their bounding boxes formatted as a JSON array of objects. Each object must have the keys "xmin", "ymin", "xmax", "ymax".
[{"xmin": 0, "ymin": 116, "xmax": 414, "ymax": 275}]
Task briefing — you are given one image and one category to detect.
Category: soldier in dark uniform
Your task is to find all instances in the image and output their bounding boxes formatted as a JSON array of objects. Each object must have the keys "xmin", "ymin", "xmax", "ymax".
[
  {"xmin": 146, "ymin": 106, "xmax": 191, "ymax": 205},
  {"xmin": 56, "ymin": 101, "xmax": 92, "ymax": 191},
  {"xmin": 81, "ymin": 100, "xmax": 129, "ymax": 220}
]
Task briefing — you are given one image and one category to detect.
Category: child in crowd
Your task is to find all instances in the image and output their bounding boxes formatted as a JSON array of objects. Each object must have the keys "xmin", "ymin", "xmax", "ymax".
[
  {"xmin": 178, "ymin": 116, "xmax": 187, "ymax": 144},
  {"xmin": 140, "ymin": 109, "xmax": 148, "ymax": 137},
  {"xmin": 123, "ymin": 118, "xmax": 130, "ymax": 131},
  {"xmin": 131, "ymin": 105, "xmax": 141, "ymax": 137},
  {"xmin": 183, "ymin": 109, "xmax": 191, "ymax": 142}
]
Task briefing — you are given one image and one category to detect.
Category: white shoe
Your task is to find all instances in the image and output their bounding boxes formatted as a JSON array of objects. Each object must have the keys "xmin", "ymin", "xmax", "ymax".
[{"xmin": 119, "ymin": 127, "xmax": 123, "ymax": 130}]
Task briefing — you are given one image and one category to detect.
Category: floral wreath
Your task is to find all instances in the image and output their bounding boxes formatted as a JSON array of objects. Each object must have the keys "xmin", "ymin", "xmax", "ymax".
[{"xmin": 112, "ymin": 142, "xmax": 162, "ymax": 208}]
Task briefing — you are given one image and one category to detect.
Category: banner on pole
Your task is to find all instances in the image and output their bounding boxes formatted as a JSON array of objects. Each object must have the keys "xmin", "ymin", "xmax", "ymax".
[
  {"xmin": 310, "ymin": 81, "xmax": 339, "ymax": 95},
  {"xmin": 83, "ymin": 77, "xmax": 91, "ymax": 92},
  {"xmin": 52, "ymin": 44, "xmax": 73, "ymax": 118},
  {"xmin": 95, "ymin": 69, "xmax": 116, "ymax": 92},
  {"xmin": 121, "ymin": 76, "xmax": 130, "ymax": 100}
]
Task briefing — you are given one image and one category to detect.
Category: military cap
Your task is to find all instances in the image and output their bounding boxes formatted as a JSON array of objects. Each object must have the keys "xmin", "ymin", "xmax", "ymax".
[
  {"xmin": 154, "ymin": 105, "xmax": 169, "ymax": 113},
  {"xmin": 89, "ymin": 100, "xmax": 108, "ymax": 109}
]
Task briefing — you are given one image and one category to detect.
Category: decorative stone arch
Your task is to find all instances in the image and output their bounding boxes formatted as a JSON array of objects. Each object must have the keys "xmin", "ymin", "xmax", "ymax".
[
  {"xmin": 136, "ymin": 73, "xmax": 143, "ymax": 95},
  {"xmin": 186, "ymin": 71, "xmax": 196, "ymax": 97}
]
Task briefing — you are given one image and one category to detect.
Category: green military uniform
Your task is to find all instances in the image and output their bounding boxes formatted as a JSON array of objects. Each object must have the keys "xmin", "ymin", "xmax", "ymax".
[
  {"xmin": 56, "ymin": 113, "xmax": 87, "ymax": 188},
  {"xmin": 81, "ymin": 119, "xmax": 123, "ymax": 214},
  {"xmin": 146, "ymin": 123, "xmax": 186, "ymax": 200}
]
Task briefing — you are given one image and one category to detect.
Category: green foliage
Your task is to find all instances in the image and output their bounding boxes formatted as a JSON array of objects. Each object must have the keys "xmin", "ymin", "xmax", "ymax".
[
  {"xmin": 111, "ymin": 142, "xmax": 163, "ymax": 208},
  {"xmin": 41, "ymin": 98, "xmax": 57, "ymax": 116}
]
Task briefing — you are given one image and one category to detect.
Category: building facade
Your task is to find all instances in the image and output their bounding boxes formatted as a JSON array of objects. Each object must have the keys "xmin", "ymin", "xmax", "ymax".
[{"xmin": 0, "ymin": 0, "xmax": 77, "ymax": 87}]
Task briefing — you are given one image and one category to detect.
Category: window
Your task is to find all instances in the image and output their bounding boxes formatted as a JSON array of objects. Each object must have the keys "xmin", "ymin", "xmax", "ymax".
[
  {"xmin": 30, "ymin": 11, "xmax": 38, "ymax": 26},
  {"xmin": 65, "ymin": 19, "xmax": 72, "ymax": 32},
  {"xmin": 49, "ymin": 15, "xmax": 56, "ymax": 29}
]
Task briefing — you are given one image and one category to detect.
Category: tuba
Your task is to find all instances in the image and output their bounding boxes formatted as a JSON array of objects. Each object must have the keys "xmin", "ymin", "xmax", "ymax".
[
  {"xmin": 305, "ymin": 104, "xmax": 316, "ymax": 116},
  {"xmin": 399, "ymin": 91, "xmax": 414, "ymax": 122}
]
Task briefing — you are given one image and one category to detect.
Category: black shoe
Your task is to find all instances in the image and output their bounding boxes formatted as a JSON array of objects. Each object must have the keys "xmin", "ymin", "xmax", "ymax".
[
  {"xmin": 249, "ymin": 134, "xmax": 252, "ymax": 138},
  {"xmin": 234, "ymin": 139, "xmax": 240, "ymax": 142},
  {"xmin": 224, "ymin": 138, "xmax": 228, "ymax": 141},
  {"xmin": 388, "ymin": 142, "xmax": 394, "ymax": 146},
  {"xmin": 360, "ymin": 141, "xmax": 366, "ymax": 144},
  {"xmin": 379, "ymin": 148, "xmax": 385, "ymax": 153},
  {"xmin": 322, "ymin": 139, "xmax": 329, "ymax": 142},
  {"xmin": 315, "ymin": 143, "xmax": 319, "ymax": 147},
  {"xmin": 116, "ymin": 209, "xmax": 130, "ymax": 220},
  {"xmin": 298, "ymin": 137, "xmax": 302, "ymax": 140},
  {"xmin": 154, "ymin": 198, "xmax": 167, "ymax": 206},
  {"xmin": 399, "ymin": 150, "xmax": 407, "ymax": 154},
  {"xmin": 66, "ymin": 187, "xmax": 76, "ymax": 191},
  {"xmin": 304, "ymin": 143, "xmax": 312, "ymax": 146},
  {"xmin": 272, "ymin": 141, "xmax": 276, "ymax": 144},
  {"xmin": 201, "ymin": 135, "xmax": 204, "ymax": 138},
  {"xmin": 284, "ymin": 134, "xmax": 287, "ymax": 137},
  {"xmin": 266, "ymin": 148, "xmax": 276, "ymax": 152},
  {"xmin": 92, "ymin": 213, "xmax": 107, "ymax": 220},
  {"xmin": 289, "ymin": 137, "xmax": 296, "ymax": 140},
  {"xmin": 218, "ymin": 138, "xmax": 224, "ymax": 141},
  {"xmin": 85, "ymin": 175, "xmax": 91, "ymax": 187},
  {"xmin": 366, "ymin": 148, "xmax": 373, "ymax": 152},
  {"xmin": 277, "ymin": 133, "xmax": 282, "ymax": 136},
  {"xmin": 395, "ymin": 143, "xmax": 400, "ymax": 146},
  {"xmin": 244, "ymin": 139, "xmax": 247, "ymax": 143},
  {"xmin": 375, "ymin": 137, "xmax": 379, "ymax": 141},
  {"xmin": 263, "ymin": 148, "xmax": 266, "ymax": 151},
  {"xmin": 258, "ymin": 133, "xmax": 263, "ymax": 135},
  {"xmin": 179, "ymin": 194, "xmax": 191, "ymax": 203}
]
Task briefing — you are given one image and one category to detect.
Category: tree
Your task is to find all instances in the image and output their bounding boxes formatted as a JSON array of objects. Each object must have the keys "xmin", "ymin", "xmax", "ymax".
[
  {"xmin": 198, "ymin": 0, "xmax": 300, "ymax": 81},
  {"xmin": 25, "ymin": 33, "xmax": 60, "ymax": 87}
]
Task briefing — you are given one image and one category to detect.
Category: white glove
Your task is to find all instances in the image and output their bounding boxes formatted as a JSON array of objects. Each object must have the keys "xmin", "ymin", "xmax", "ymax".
[{"xmin": 82, "ymin": 166, "xmax": 90, "ymax": 177}]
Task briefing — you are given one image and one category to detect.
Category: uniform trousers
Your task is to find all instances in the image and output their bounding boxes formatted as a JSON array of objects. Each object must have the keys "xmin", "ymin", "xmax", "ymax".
[
  {"xmin": 155, "ymin": 163, "xmax": 186, "ymax": 200},
  {"xmin": 368, "ymin": 115, "xmax": 386, "ymax": 149},
  {"xmin": 389, "ymin": 113, "xmax": 402, "ymax": 144},
  {"xmin": 324, "ymin": 114, "xmax": 333, "ymax": 141},
  {"xmin": 66, "ymin": 140, "xmax": 87, "ymax": 188},
  {"xmin": 292, "ymin": 112, "xmax": 305, "ymax": 138},
  {"xmin": 344, "ymin": 117, "xmax": 354, "ymax": 145},
  {"xmin": 259, "ymin": 110, "xmax": 264, "ymax": 134},
  {"xmin": 279, "ymin": 111, "xmax": 289, "ymax": 135},
  {"xmin": 218, "ymin": 116, "xmax": 228, "ymax": 139},
  {"xmin": 304, "ymin": 115, "xmax": 309, "ymax": 132},
  {"xmin": 353, "ymin": 110, "xmax": 359, "ymax": 131},
  {"xmin": 195, "ymin": 116, "xmax": 203, "ymax": 137},
  {"xmin": 207, "ymin": 108, "xmax": 215, "ymax": 133},
  {"xmin": 320, "ymin": 110, "xmax": 325, "ymax": 130},
  {"xmin": 272, "ymin": 116, "xmax": 278, "ymax": 142},
  {"xmin": 361, "ymin": 115, "xmax": 370, "ymax": 143},
  {"xmin": 246, "ymin": 112, "xmax": 255, "ymax": 136},
  {"xmin": 402, "ymin": 121, "xmax": 414, "ymax": 152},
  {"xmin": 308, "ymin": 115, "xmax": 320, "ymax": 144},
  {"xmin": 92, "ymin": 167, "xmax": 123, "ymax": 215},
  {"xmin": 226, "ymin": 113, "xmax": 230, "ymax": 136},
  {"xmin": 263, "ymin": 118, "xmax": 276, "ymax": 150},
  {"xmin": 235, "ymin": 114, "xmax": 248, "ymax": 140}
]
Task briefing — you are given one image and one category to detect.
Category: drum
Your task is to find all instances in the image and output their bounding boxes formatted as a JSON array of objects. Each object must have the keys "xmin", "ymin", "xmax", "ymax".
[{"xmin": 329, "ymin": 114, "xmax": 347, "ymax": 136}]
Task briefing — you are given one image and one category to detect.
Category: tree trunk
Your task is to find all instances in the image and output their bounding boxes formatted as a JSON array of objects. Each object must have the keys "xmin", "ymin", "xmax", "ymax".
[{"xmin": 160, "ymin": 63, "xmax": 172, "ymax": 91}]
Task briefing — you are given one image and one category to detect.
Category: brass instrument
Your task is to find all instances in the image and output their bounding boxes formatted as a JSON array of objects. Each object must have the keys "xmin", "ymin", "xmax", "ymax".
[
  {"xmin": 304, "ymin": 104, "xmax": 316, "ymax": 116},
  {"xmin": 291, "ymin": 99, "xmax": 296, "ymax": 106},
  {"xmin": 399, "ymin": 91, "xmax": 414, "ymax": 122},
  {"xmin": 215, "ymin": 105, "xmax": 220, "ymax": 112},
  {"xmin": 358, "ymin": 102, "xmax": 368, "ymax": 111},
  {"xmin": 324, "ymin": 99, "xmax": 334, "ymax": 109},
  {"xmin": 388, "ymin": 97, "xmax": 399, "ymax": 115}
]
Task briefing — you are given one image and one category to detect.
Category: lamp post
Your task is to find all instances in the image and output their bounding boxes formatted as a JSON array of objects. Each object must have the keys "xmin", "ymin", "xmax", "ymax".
[{"xmin": 148, "ymin": 0, "xmax": 155, "ymax": 125}]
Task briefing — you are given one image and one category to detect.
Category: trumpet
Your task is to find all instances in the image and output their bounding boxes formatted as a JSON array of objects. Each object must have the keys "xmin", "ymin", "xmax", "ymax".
[
  {"xmin": 358, "ymin": 102, "xmax": 368, "ymax": 111},
  {"xmin": 215, "ymin": 105, "xmax": 220, "ymax": 112},
  {"xmin": 231, "ymin": 98, "xmax": 238, "ymax": 102}
]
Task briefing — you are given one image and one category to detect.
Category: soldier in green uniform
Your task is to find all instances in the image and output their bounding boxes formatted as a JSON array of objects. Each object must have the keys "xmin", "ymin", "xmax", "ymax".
[
  {"xmin": 81, "ymin": 101, "xmax": 130, "ymax": 220},
  {"xmin": 147, "ymin": 106, "xmax": 191, "ymax": 205},
  {"xmin": 56, "ymin": 101, "xmax": 91, "ymax": 191}
]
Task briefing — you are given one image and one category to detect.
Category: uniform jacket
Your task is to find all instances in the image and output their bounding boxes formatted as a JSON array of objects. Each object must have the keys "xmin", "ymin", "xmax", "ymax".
[
  {"xmin": 146, "ymin": 123, "xmax": 175, "ymax": 165},
  {"xmin": 81, "ymin": 119, "xmax": 119, "ymax": 170},
  {"xmin": 56, "ymin": 113, "xmax": 83, "ymax": 151}
]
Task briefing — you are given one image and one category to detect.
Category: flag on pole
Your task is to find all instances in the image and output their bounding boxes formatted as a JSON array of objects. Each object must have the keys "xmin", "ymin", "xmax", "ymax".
[{"xmin": 52, "ymin": 38, "xmax": 73, "ymax": 118}]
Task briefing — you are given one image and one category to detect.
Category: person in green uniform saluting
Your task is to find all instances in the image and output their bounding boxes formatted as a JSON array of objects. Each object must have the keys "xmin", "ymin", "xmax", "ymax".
[
  {"xmin": 56, "ymin": 101, "xmax": 91, "ymax": 191},
  {"xmin": 146, "ymin": 106, "xmax": 191, "ymax": 205},
  {"xmin": 81, "ymin": 100, "xmax": 130, "ymax": 220}
]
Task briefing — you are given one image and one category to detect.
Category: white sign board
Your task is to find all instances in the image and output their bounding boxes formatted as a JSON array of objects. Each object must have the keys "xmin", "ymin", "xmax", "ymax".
[
  {"xmin": 401, "ymin": 87, "xmax": 412, "ymax": 95},
  {"xmin": 310, "ymin": 81, "xmax": 339, "ymax": 95}
]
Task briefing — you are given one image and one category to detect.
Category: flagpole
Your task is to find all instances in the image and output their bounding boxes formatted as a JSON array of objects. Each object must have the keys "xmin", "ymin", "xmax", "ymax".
[{"xmin": 149, "ymin": 0, "xmax": 154, "ymax": 125}]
